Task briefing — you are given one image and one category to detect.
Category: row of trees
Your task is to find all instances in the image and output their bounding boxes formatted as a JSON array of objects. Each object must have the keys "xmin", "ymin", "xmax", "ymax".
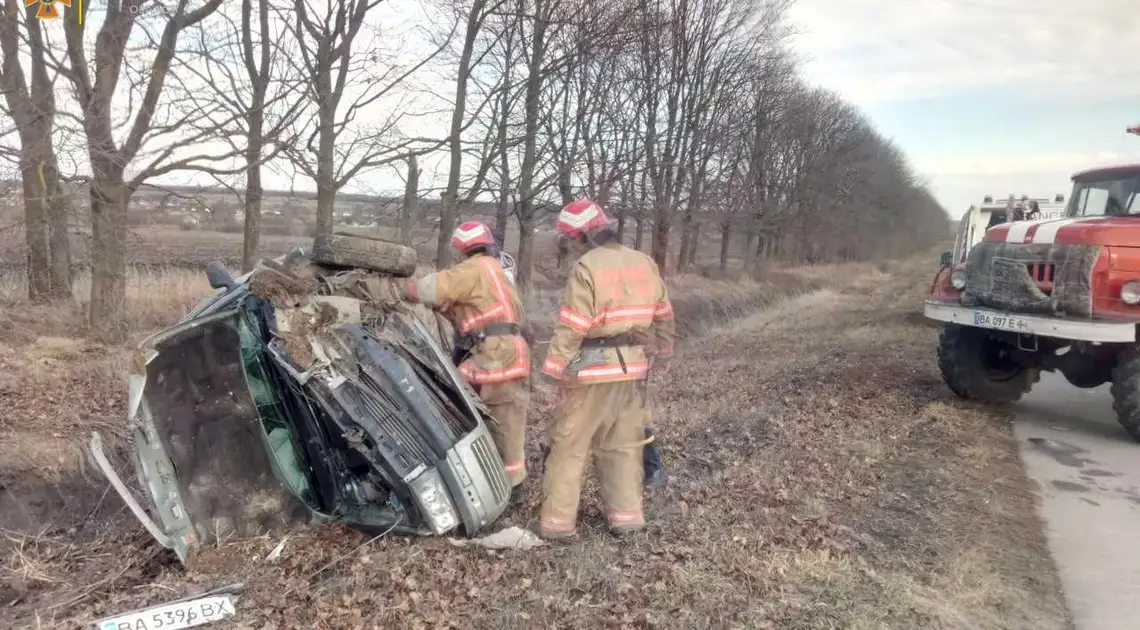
[{"xmin": 0, "ymin": 0, "xmax": 949, "ymax": 341}]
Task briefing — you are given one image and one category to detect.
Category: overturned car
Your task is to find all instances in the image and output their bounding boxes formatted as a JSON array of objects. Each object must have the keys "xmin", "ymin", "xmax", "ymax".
[{"xmin": 90, "ymin": 234, "xmax": 513, "ymax": 564}]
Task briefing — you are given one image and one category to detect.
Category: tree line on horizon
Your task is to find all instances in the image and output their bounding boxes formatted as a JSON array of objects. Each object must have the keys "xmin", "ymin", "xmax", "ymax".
[{"xmin": 0, "ymin": 0, "xmax": 949, "ymax": 342}]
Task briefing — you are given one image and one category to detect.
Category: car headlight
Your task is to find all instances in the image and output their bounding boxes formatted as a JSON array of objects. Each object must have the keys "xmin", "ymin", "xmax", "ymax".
[
  {"xmin": 950, "ymin": 269, "xmax": 967, "ymax": 290},
  {"xmin": 407, "ymin": 468, "xmax": 459, "ymax": 534},
  {"xmin": 1122, "ymin": 281, "xmax": 1140, "ymax": 305}
]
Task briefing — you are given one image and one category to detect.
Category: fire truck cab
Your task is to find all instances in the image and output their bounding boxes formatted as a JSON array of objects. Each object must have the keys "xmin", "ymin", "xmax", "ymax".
[{"xmin": 926, "ymin": 166, "xmax": 1140, "ymax": 441}]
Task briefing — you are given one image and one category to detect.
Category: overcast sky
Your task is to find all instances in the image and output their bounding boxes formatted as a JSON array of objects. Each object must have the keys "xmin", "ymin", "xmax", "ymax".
[{"xmin": 785, "ymin": 0, "xmax": 1140, "ymax": 219}]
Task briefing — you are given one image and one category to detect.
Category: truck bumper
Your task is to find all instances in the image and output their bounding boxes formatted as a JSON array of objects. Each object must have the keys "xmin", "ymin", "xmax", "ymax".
[{"xmin": 923, "ymin": 301, "xmax": 1138, "ymax": 343}]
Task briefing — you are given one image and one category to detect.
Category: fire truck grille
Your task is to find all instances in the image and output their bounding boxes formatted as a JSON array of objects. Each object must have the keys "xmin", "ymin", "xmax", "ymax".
[
  {"xmin": 960, "ymin": 243, "xmax": 1100, "ymax": 318},
  {"xmin": 1026, "ymin": 263, "xmax": 1055, "ymax": 294}
]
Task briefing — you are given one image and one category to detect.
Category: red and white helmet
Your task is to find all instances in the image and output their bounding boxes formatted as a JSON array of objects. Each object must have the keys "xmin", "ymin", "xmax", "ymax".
[
  {"xmin": 450, "ymin": 220, "xmax": 494, "ymax": 255},
  {"xmin": 556, "ymin": 199, "xmax": 612, "ymax": 238}
]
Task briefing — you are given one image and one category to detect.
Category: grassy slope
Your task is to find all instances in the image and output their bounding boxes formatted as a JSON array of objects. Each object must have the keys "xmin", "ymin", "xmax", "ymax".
[{"xmin": 0, "ymin": 252, "xmax": 1069, "ymax": 629}]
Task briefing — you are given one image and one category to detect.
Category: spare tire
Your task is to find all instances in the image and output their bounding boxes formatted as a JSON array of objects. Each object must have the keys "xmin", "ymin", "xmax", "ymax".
[{"xmin": 312, "ymin": 231, "xmax": 417, "ymax": 277}]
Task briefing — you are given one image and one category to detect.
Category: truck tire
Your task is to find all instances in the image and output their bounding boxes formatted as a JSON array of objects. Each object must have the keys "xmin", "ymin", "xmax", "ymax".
[
  {"xmin": 1108, "ymin": 346, "xmax": 1140, "ymax": 442},
  {"xmin": 937, "ymin": 323, "xmax": 1039, "ymax": 403},
  {"xmin": 312, "ymin": 231, "xmax": 417, "ymax": 277}
]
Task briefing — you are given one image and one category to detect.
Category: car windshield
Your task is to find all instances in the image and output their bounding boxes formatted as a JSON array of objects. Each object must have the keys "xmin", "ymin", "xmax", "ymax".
[{"xmin": 1068, "ymin": 176, "xmax": 1140, "ymax": 217}]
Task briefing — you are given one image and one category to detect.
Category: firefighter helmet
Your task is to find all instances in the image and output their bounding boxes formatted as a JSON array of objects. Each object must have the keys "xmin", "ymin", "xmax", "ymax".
[
  {"xmin": 556, "ymin": 199, "xmax": 612, "ymax": 238},
  {"xmin": 450, "ymin": 220, "xmax": 494, "ymax": 255}
]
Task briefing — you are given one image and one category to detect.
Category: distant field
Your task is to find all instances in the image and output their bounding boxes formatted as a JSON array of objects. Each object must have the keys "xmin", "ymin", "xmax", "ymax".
[{"xmin": 0, "ymin": 219, "xmax": 746, "ymax": 274}]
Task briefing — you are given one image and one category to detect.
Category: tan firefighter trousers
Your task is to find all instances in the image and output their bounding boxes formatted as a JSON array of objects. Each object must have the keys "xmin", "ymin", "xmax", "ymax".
[
  {"xmin": 540, "ymin": 380, "xmax": 647, "ymax": 537},
  {"xmin": 479, "ymin": 379, "xmax": 530, "ymax": 487}
]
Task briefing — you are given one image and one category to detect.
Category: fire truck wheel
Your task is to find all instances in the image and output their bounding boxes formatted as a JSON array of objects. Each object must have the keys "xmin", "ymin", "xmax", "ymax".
[
  {"xmin": 1109, "ymin": 346, "xmax": 1140, "ymax": 442},
  {"xmin": 937, "ymin": 324, "xmax": 1039, "ymax": 404}
]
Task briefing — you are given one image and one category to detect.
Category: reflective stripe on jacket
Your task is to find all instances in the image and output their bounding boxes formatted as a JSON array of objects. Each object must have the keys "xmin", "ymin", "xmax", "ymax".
[
  {"xmin": 408, "ymin": 253, "xmax": 530, "ymax": 384},
  {"xmin": 541, "ymin": 243, "xmax": 675, "ymax": 384}
]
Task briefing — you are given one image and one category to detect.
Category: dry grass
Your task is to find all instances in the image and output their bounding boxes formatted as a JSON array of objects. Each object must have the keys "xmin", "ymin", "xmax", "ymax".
[
  {"xmin": 0, "ymin": 267, "xmax": 213, "ymax": 340},
  {"xmin": 0, "ymin": 248, "xmax": 1071, "ymax": 629}
]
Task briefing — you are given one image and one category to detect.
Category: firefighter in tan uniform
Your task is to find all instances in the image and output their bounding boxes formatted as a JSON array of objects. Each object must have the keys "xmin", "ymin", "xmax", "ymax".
[
  {"xmin": 400, "ymin": 220, "xmax": 531, "ymax": 504},
  {"xmin": 539, "ymin": 200, "xmax": 675, "ymax": 539}
]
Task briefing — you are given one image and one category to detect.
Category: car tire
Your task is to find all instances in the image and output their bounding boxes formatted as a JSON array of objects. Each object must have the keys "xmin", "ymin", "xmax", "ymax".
[
  {"xmin": 1108, "ymin": 345, "xmax": 1140, "ymax": 442},
  {"xmin": 312, "ymin": 231, "xmax": 417, "ymax": 277},
  {"xmin": 937, "ymin": 323, "xmax": 1039, "ymax": 404}
]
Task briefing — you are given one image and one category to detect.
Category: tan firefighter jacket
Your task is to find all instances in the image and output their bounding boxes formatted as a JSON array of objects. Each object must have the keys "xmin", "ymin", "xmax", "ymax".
[
  {"xmin": 406, "ymin": 253, "xmax": 530, "ymax": 384},
  {"xmin": 541, "ymin": 242, "xmax": 675, "ymax": 385}
]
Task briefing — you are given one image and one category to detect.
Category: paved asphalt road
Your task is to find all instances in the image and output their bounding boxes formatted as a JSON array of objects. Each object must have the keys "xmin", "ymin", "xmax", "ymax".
[{"xmin": 1014, "ymin": 372, "xmax": 1140, "ymax": 630}]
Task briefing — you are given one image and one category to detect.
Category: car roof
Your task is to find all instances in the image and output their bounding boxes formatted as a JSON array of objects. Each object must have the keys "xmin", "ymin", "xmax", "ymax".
[{"xmin": 1071, "ymin": 164, "xmax": 1140, "ymax": 183}]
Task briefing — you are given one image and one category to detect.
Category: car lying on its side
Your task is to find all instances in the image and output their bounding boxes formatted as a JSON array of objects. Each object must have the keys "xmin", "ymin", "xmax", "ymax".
[{"xmin": 90, "ymin": 233, "xmax": 512, "ymax": 565}]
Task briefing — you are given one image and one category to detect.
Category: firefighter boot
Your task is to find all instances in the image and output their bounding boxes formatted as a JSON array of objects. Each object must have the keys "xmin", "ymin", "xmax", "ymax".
[{"xmin": 643, "ymin": 426, "xmax": 667, "ymax": 488}]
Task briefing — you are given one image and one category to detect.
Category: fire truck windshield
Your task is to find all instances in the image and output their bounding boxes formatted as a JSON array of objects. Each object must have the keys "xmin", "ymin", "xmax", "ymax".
[{"xmin": 1068, "ymin": 176, "xmax": 1140, "ymax": 217}]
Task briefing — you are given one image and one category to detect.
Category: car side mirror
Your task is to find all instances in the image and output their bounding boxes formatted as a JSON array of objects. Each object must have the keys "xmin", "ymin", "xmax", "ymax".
[
  {"xmin": 940, "ymin": 251, "xmax": 953, "ymax": 267},
  {"xmin": 205, "ymin": 260, "xmax": 236, "ymax": 291}
]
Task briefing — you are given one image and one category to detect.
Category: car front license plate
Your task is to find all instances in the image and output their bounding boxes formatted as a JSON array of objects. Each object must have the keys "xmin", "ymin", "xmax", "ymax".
[
  {"xmin": 97, "ymin": 594, "xmax": 236, "ymax": 630},
  {"xmin": 972, "ymin": 310, "xmax": 1030, "ymax": 333}
]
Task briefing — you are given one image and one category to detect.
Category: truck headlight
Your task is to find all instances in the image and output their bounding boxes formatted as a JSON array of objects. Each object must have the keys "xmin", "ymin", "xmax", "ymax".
[
  {"xmin": 1122, "ymin": 281, "xmax": 1140, "ymax": 305},
  {"xmin": 950, "ymin": 269, "xmax": 967, "ymax": 290},
  {"xmin": 407, "ymin": 468, "xmax": 459, "ymax": 534}
]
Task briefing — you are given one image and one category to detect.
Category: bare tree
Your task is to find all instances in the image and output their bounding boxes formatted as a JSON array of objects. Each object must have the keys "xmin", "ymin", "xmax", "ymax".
[
  {"xmin": 61, "ymin": 0, "xmax": 238, "ymax": 341},
  {"xmin": 184, "ymin": 0, "xmax": 307, "ymax": 271},
  {"xmin": 287, "ymin": 0, "xmax": 453, "ymax": 238},
  {"xmin": 435, "ymin": 0, "xmax": 515, "ymax": 265},
  {"xmin": 0, "ymin": 0, "xmax": 71, "ymax": 300}
]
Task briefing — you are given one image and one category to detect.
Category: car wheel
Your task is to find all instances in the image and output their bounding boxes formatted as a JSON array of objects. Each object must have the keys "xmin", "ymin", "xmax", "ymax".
[{"xmin": 312, "ymin": 230, "xmax": 417, "ymax": 277}]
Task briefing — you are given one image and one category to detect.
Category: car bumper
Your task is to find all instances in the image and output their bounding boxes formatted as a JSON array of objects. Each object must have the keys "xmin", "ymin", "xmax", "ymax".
[{"xmin": 923, "ymin": 301, "xmax": 1137, "ymax": 343}]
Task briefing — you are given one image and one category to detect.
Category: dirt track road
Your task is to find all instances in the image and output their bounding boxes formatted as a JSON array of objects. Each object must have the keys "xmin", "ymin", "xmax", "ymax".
[{"xmin": 1015, "ymin": 373, "xmax": 1140, "ymax": 629}]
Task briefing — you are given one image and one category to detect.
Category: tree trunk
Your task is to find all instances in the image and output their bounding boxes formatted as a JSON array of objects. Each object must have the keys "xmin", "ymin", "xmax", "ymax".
[
  {"xmin": 684, "ymin": 222, "xmax": 700, "ymax": 270},
  {"xmin": 438, "ymin": 192, "xmax": 457, "ymax": 266},
  {"xmin": 516, "ymin": 211, "xmax": 535, "ymax": 293},
  {"xmin": 495, "ymin": 189, "xmax": 510, "ymax": 248},
  {"xmin": 241, "ymin": 112, "xmax": 264, "ymax": 272},
  {"xmin": 514, "ymin": 5, "xmax": 547, "ymax": 293},
  {"xmin": 557, "ymin": 165, "xmax": 573, "ymax": 204},
  {"xmin": 615, "ymin": 177, "xmax": 629, "ymax": 243},
  {"xmin": 437, "ymin": 0, "xmax": 483, "ymax": 265},
  {"xmin": 21, "ymin": 164, "xmax": 50, "ymax": 301},
  {"xmin": 743, "ymin": 222, "xmax": 758, "ymax": 270},
  {"xmin": 719, "ymin": 222, "xmax": 731, "ymax": 271},
  {"xmin": 399, "ymin": 155, "xmax": 418, "ymax": 244},
  {"xmin": 44, "ymin": 159, "xmax": 72, "ymax": 297},
  {"xmin": 651, "ymin": 201, "xmax": 669, "ymax": 271},
  {"xmin": 676, "ymin": 209, "xmax": 694, "ymax": 272},
  {"xmin": 314, "ymin": 109, "xmax": 336, "ymax": 237},
  {"xmin": 88, "ymin": 168, "xmax": 128, "ymax": 343}
]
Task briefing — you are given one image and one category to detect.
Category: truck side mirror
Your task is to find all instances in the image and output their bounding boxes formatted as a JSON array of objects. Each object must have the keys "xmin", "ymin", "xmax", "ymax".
[{"xmin": 940, "ymin": 251, "xmax": 953, "ymax": 267}]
